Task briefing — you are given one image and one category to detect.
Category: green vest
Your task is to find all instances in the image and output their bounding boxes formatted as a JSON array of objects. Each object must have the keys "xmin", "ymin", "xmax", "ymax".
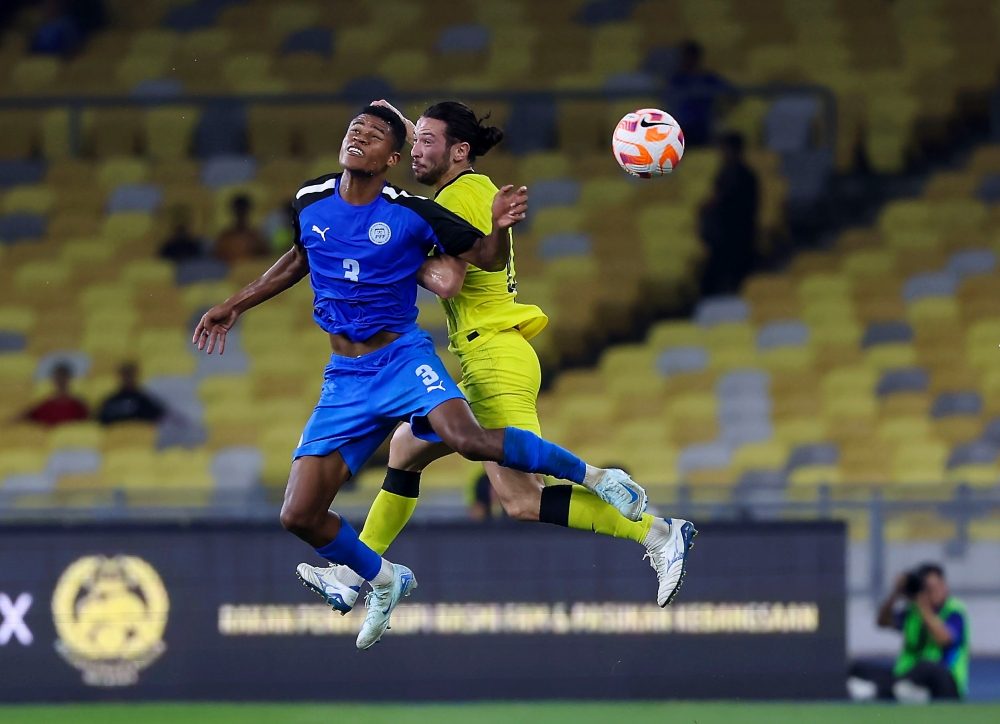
[{"xmin": 894, "ymin": 596, "xmax": 969, "ymax": 697}]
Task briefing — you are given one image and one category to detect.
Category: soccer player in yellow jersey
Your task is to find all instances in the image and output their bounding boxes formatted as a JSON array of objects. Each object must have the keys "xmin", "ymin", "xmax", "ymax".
[{"xmin": 327, "ymin": 101, "xmax": 696, "ymax": 609}]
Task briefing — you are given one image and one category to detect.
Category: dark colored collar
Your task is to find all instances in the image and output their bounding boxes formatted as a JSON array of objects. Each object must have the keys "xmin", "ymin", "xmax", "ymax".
[{"xmin": 434, "ymin": 169, "xmax": 476, "ymax": 199}]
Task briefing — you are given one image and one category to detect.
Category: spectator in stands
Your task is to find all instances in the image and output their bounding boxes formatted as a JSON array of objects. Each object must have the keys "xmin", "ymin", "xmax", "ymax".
[
  {"xmin": 29, "ymin": 0, "xmax": 84, "ymax": 56},
  {"xmin": 699, "ymin": 132, "xmax": 758, "ymax": 296},
  {"xmin": 22, "ymin": 362, "xmax": 88, "ymax": 426},
  {"xmin": 158, "ymin": 207, "xmax": 204, "ymax": 264},
  {"xmin": 469, "ymin": 471, "xmax": 496, "ymax": 521},
  {"xmin": 97, "ymin": 362, "xmax": 166, "ymax": 426},
  {"xmin": 213, "ymin": 195, "xmax": 270, "ymax": 265},
  {"xmin": 261, "ymin": 200, "xmax": 296, "ymax": 255},
  {"xmin": 668, "ymin": 40, "xmax": 731, "ymax": 147},
  {"xmin": 848, "ymin": 563, "xmax": 969, "ymax": 703}
]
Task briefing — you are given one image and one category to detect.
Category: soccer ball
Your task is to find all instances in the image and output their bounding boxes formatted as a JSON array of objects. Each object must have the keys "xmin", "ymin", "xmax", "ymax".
[{"xmin": 612, "ymin": 108, "xmax": 685, "ymax": 178}]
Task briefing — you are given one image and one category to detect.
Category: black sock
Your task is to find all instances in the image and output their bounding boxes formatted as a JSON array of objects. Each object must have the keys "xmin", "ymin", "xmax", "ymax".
[
  {"xmin": 538, "ymin": 485, "xmax": 572, "ymax": 527},
  {"xmin": 382, "ymin": 467, "xmax": 421, "ymax": 498}
]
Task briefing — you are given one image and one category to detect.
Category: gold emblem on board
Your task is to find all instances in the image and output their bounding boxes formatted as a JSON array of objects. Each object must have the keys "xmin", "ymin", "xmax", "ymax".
[{"xmin": 51, "ymin": 555, "xmax": 169, "ymax": 686}]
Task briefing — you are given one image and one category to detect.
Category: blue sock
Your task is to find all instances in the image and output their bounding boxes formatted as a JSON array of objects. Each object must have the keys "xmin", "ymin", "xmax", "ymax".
[
  {"xmin": 313, "ymin": 518, "xmax": 383, "ymax": 581},
  {"xmin": 502, "ymin": 427, "xmax": 586, "ymax": 484}
]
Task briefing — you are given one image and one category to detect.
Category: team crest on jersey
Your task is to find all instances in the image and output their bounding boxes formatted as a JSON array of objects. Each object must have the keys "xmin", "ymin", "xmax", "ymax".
[{"xmin": 368, "ymin": 222, "xmax": 391, "ymax": 245}]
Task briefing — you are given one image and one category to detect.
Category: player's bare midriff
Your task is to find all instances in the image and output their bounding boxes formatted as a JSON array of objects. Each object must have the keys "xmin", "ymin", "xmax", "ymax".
[{"xmin": 328, "ymin": 329, "xmax": 401, "ymax": 358}]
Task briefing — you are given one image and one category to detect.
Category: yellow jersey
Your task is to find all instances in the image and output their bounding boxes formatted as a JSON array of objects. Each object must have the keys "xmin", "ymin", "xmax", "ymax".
[{"xmin": 434, "ymin": 171, "xmax": 547, "ymax": 356}]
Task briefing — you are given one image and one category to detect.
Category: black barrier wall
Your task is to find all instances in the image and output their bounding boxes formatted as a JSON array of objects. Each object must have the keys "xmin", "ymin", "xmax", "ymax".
[{"xmin": 0, "ymin": 520, "xmax": 845, "ymax": 701}]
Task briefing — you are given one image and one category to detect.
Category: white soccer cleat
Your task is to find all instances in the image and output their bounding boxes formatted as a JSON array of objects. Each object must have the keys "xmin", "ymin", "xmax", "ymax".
[
  {"xmin": 356, "ymin": 563, "xmax": 417, "ymax": 650},
  {"xmin": 643, "ymin": 517, "xmax": 698, "ymax": 606},
  {"xmin": 593, "ymin": 468, "xmax": 648, "ymax": 521},
  {"xmin": 296, "ymin": 563, "xmax": 361, "ymax": 615}
]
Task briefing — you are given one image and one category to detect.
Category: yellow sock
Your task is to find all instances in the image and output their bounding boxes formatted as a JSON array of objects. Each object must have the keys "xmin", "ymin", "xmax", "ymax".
[
  {"xmin": 358, "ymin": 468, "xmax": 421, "ymax": 555},
  {"xmin": 539, "ymin": 485, "xmax": 654, "ymax": 544}
]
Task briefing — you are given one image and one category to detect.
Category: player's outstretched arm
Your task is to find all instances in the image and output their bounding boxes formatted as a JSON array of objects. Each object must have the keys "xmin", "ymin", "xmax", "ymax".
[
  {"xmin": 417, "ymin": 254, "xmax": 468, "ymax": 299},
  {"xmin": 192, "ymin": 246, "xmax": 309, "ymax": 354},
  {"xmin": 456, "ymin": 185, "xmax": 528, "ymax": 272}
]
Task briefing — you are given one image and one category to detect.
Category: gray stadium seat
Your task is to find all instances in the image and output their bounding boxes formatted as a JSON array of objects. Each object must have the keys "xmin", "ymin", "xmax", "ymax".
[
  {"xmin": 1, "ymin": 472, "xmax": 54, "ymax": 494},
  {"xmin": 656, "ymin": 345, "xmax": 708, "ymax": 376},
  {"xmin": 756, "ymin": 320, "xmax": 809, "ymax": 350},
  {"xmin": 131, "ymin": 78, "xmax": 185, "ymax": 99},
  {"xmin": 0, "ymin": 159, "xmax": 45, "ymax": 188},
  {"xmin": 876, "ymin": 368, "xmax": 930, "ymax": 396},
  {"xmin": 719, "ymin": 419, "xmax": 773, "ymax": 446},
  {"xmin": 946, "ymin": 440, "xmax": 999, "ymax": 469},
  {"xmin": 604, "ymin": 72, "xmax": 658, "ymax": 93},
  {"xmin": 947, "ymin": 249, "xmax": 995, "ymax": 278},
  {"xmin": 718, "ymin": 394, "xmax": 771, "ymax": 422},
  {"xmin": 717, "ymin": 369, "xmax": 770, "ymax": 398},
  {"xmin": 145, "ymin": 375, "xmax": 204, "ymax": 422},
  {"xmin": 576, "ymin": 0, "xmax": 639, "ymax": 25},
  {"xmin": 196, "ymin": 103, "xmax": 248, "ymax": 159},
  {"xmin": 539, "ymin": 232, "xmax": 592, "ymax": 260},
  {"xmin": 175, "ymin": 257, "xmax": 229, "ymax": 286},
  {"xmin": 341, "ymin": 76, "xmax": 395, "ymax": 103},
  {"xmin": 862, "ymin": 320, "xmax": 913, "ymax": 348},
  {"xmin": 212, "ymin": 446, "xmax": 263, "ymax": 489},
  {"xmin": 437, "ymin": 24, "xmax": 490, "ymax": 54},
  {"xmin": 765, "ymin": 95, "xmax": 820, "ymax": 153},
  {"xmin": 983, "ymin": 416, "xmax": 1000, "ymax": 446},
  {"xmin": 107, "ymin": 183, "xmax": 164, "ymax": 213},
  {"xmin": 195, "ymin": 330, "xmax": 249, "ymax": 378},
  {"xmin": 282, "ymin": 27, "xmax": 333, "ymax": 57},
  {"xmin": 162, "ymin": 0, "xmax": 231, "ymax": 32},
  {"xmin": 200, "ymin": 155, "xmax": 256, "ymax": 188},
  {"xmin": 0, "ymin": 331, "xmax": 27, "ymax": 353},
  {"xmin": 786, "ymin": 443, "xmax": 840, "ymax": 471},
  {"xmin": 679, "ymin": 441, "xmax": 733, "ymax": 472},
  {"xmin": 931, "ymin": 391, "xmax": 983, "ymax": 418},
  {"xmin": 47, "ymin": 449, "xmax": 101, "ymax": 477},
  {"xmin": 157, "ymin": 413, "xmax": 208, "ymax": 450},
  {"xmin": 903, "ymin": 271, "xmax": 959, "ymax": 303},
  {"xmin": 0, "ymin": 213, "xmax": 46, "ymax": 245},
  {"xmin": 644, "ymin": 46, "xmax": 680, "ymax": 77},
  {"xmin": 35, "ymin": 351, "xmax": 90, "ymax": 382},
  {"xmin": 693, "ymin": 296, "xmax": 750, "ymax": 326},
  {"xmin": 781, "ymin": 149, "xmax": 832, "ymax": 202},
  {"xmin": 504, "ymin": 96, "xmax": 558, "ymax": 155},
  {"xmin": 529, "ymin": 178, "xmax": 582, "ymax": 212},
  {"xmin": 976, "ymin": 173, "xmax": 1000, "ymax": 204}
]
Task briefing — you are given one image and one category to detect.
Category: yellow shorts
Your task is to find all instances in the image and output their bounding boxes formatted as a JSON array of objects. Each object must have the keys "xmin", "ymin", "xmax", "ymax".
[{"xmin": 458, "ymin": 329, "xmax": 542, "ymax": 435}]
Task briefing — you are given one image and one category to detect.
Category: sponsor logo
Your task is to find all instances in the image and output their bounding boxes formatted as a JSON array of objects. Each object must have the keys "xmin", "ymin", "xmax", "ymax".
[
  {"xmin": 415, "ymin": 364, "xmax": 444, "ymax": 393},
  {"xmin": 639, "ymin": 118, "xmax": 670, "ymax": 128},
  {"xmin": 368, "ymin": 222, "xmax": 391, "ymax": 245},
  {"xmin": 311, "ymin": 225, "xmax": 330, "ymax": 242},
  {"xmin": 52, "ymin": 556, "xmax": 169, "ymax": 687},
  {"xmin": 0, "ymin": 592, "xmax": 33, "ymax": 646}
]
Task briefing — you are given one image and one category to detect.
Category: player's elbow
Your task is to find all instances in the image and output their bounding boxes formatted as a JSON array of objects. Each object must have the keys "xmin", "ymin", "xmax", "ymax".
[{"xmin": 437, "ymin": 273, "xmax": 464, "ymax": 299}]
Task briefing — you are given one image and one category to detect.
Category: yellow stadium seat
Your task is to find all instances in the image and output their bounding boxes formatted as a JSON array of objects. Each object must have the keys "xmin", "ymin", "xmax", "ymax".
[
  {"xmin": 908, "ymin": 297, "xmax": 959, "ymax": 325},
  {"xmin": 104, "ymin": 447, "xmax": 156, "ymax": 488},
  {"xmin": 823, "ymin": 366, "xmax": 877, "ymax": 398},
  {"xmin": 97, "ymin": 157, "xmax": 149, "ymax": 189},
  {"xmin": 932, "ymin": 417, "xmax": 983, "ymax": 445},
  {"xmin": 864, "ymin": 344, "xmax": 917, "ymax": 371},
  {"xmin": 532, "ymin": 207, "xmax": 584, "ymax": 238},
  {"xmin": 518, "ymin": 152, "xmax": 571, "ymax": 185},
  {"xmin": 10, "ymin": 57, "xmax": 60, "ymax": 92},
  {"xmin": 0, "ymin": 306, "xmax": 37, "ymax": 333},
  {"xmin": 101, "ymin": 212, "xmax": 153, "ymax": 243},
  {"xmin": 825, "ymin": 394, "xmax": 877, "ymax": 420},
  {"xmin": 0, "ymin": 448, "xmax": 47, "ymax": 479},
  {"xmin": 774, "ymin": 417, "xmax": 827, "ymax": 446},
  {"xmin": 155, "ymin": 449, "xmax": 213, "ymax": 489},
  {"xmin": 877, "ymin": 416, "xmax": 932, "ymax": 444},
  {"xmin": 120, "ymin": 259, "xmax": 174, "ymax": 287},
  {"xmin": 2, "ymin": 185, "xmax": 55, "ymax": 215},
  {"xmin": 788, "ymin": 465, "xmax": 841, "ymax": 486},
  {"xmin": 0, "ymin": 353, "xmax": 36, "ymax": 383},
  {"xmin": 892, "ymin": 441, "xmax": 948, "ymax": 484},
  {"xmin": 14, "ymin": 261, "xmax": 72, "ymax": 290},
  {"xmin": 48, "ymin": 422, "xmax": 103, "ymax": 451},
  {"xmin": 145, "ymin": 107, "xmax": 199, "ymax": 160},
  {"xmin": 181, "ymin": 281, "xmax": 238, "ymax": 312},
  {"xmin": 842, "ymin": 249, "xmax": 896, "ymax": 277},
  {"xmin": 799, "ymin": 273, "xmax": 852, "ymax": 301},
  {"xmin": 731, "ymin": 441, "xmax": 789, "ymax": 474},
  {"xmin": 101, "ymin": 422, "xmax": 157, "ymax": 450},
  {"xmin": 647, "ymin": 321, "xmax": 702, "ymax": 349},
  {"xmin": 759, "ymin": 346, "xmax": 814, "ymax": 372},
  {"xmin": 945, "ymin": 465, "xmax": 999, "ymax": 487}
]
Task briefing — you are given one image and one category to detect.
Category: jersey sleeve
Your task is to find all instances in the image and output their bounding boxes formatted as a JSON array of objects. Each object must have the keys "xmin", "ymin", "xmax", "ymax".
[{"xmin": 387, "ymin": 187, "xmax": 484, "ymax": 256}]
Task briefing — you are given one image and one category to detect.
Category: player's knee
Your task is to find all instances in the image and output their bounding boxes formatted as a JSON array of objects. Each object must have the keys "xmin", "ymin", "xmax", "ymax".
[
  {"xmin": 279, "ymin": 504, "xmax": 316, "ymax": 538},
  {"xmin": 503, "ymin": 497, "xmax": 540, "ymax": 522}
]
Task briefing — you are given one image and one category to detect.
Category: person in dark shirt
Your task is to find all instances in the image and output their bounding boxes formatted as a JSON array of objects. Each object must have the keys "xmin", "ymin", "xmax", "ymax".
[
  {"xmin": 213, "ymin": 195, "xmax": 270, "ymax": 265},
  {"xmin": 159, "ymin": 208, "xmax": 204, "ymax": 264},
  {"xmin": 23, "ymin": 362, "xmax": 89, "ymax": 426},
  {"xmin": 848, "ymin": 563, "xmax": 969, "ymax": 702},
  {"xmin": 700, "ymin": 132, "xmax": 759, "ymax": 296},
  {"xmin": 668, "ymin": 41, "xmax": 731, "ymax": 147},
  {"xmin": 97, "ymin": 362, "xmax": 165, "ymax": 426}
]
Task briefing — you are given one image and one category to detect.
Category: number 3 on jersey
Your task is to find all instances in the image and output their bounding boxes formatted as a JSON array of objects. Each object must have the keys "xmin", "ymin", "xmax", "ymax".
[{"xmin": 343, "ymin": 259, "xmax": 360, "ymax": 282}]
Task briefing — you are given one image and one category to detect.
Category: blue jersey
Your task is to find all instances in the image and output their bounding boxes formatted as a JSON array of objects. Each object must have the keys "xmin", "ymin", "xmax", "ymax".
[{"xmin": 292, "ymin": 173, "xmax": 484, "ymax": 342}]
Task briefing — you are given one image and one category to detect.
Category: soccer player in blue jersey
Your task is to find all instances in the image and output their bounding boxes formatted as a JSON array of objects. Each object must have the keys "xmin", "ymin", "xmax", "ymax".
[{"xmin": 193, "ymin": 105, "xmax": 648, "ymax": 649}]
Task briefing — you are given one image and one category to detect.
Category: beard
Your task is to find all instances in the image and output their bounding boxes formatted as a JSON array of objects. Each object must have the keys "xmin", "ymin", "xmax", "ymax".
[{"xmin": 413, "ymin": 156, "xmax": 451, "ymax": 186}]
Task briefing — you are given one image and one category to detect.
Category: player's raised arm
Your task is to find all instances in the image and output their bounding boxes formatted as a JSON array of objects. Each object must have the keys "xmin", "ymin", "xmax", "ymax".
[
  {"xmin": 455, "ymin": 185, "xmax": 528, "ymax": 272},
  {"xmin": 417, "ymin": 253, "xmax": 468, "ymax": 299},
  {"xmin": 192, "ymin": 245, "xmax": 309, "ymax": 355}
]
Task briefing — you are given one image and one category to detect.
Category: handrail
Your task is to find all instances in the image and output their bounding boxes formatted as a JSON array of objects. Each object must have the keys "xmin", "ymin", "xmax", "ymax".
[{"xmin": 0, "ymin": 82, "xmax": 838, "ymax": 158}]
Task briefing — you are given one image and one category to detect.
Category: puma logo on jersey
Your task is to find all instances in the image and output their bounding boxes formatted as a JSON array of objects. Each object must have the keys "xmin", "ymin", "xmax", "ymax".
[
  {"xmin": 425, "ymin": 381, "xmax": 446, "ymax": 393},
  {"xmin": 312, "ymin": 225, "xmax": 330, "ymax": 242},
  {"xmin": 415, "ymin": 364, "xmax": 445, "ymax": 393}
]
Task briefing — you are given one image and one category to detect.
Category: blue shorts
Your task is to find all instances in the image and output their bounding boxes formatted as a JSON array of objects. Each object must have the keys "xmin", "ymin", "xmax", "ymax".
[{"xmin": 294, "ymin": 329, "xmax": 465, "ymax": 474}]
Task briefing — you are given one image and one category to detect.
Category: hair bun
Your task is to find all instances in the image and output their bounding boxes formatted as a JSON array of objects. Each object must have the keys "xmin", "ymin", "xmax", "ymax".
[{"xmin": 474, "ymin": 125, "xmax": 504, "ymax": 156}]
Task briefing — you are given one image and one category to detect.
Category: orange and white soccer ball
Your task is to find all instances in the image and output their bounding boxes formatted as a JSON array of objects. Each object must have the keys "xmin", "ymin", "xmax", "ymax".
[{"xmin": 612, "ymin": 108, "xmax": 685, "ymax": 178}]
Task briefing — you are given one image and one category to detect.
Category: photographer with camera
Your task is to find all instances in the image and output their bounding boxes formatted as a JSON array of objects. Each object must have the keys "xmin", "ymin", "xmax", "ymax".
[{"xmin": 848, "ymin": 563, "xmax": 969, "ymax": 703}]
